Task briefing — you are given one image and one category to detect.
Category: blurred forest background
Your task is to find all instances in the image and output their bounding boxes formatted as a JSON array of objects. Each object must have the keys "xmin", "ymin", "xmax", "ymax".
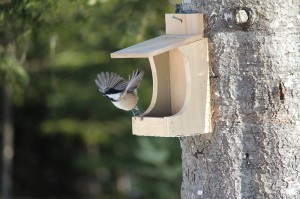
[{"xmin": 0, "ymin": 0, "xmax": 182, "ymax": 199}]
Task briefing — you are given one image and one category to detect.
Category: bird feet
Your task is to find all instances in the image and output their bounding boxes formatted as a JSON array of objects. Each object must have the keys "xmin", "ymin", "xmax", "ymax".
[{"xmin": 132, "ymin": 107, "xmax": 143, "ymax": 120}]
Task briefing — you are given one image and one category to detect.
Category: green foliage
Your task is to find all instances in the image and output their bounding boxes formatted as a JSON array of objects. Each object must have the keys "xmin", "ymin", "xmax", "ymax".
[
  {"xmin": 0, "ymin": 50, "xmax": 29, "ymax": 86},
  {"xmin": 1, "ymin": 0, "xmax": 182, "ymax": 198},
  {"xmin": 0, "ymin": 46, "xmax": 29, "ymax": 104}
]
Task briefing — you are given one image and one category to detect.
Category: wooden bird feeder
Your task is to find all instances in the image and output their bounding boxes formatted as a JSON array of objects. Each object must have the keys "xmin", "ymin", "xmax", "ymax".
[{"xmin": 111, "ymin": 14, "xmax": 211, "ymax": 137}]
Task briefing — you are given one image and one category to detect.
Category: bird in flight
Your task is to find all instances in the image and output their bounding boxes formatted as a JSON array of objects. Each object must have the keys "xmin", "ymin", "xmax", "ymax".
[{"xmin": 95, "ymin": 70, "xmax": 144, "ymax": 119}]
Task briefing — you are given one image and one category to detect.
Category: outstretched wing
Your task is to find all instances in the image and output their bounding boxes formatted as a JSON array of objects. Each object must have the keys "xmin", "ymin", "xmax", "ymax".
[
  {"xmin": 125, "ymin": 70, "xmax": 144, "ymax": 93},
  {"xmin": 95, "ymin": 72, "xmax": 128, "ymax": 94}
]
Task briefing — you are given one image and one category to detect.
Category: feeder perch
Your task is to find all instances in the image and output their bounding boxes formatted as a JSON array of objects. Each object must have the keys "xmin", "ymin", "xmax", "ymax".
[{"xmin": 111, "ymin": 14, "xmax": 211, "ymax": 137}]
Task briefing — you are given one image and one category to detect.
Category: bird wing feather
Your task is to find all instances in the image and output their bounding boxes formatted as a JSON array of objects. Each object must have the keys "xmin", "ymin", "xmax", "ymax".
[
  {"xmin": 125, "ymin": 70, "xmax": 144, "ymax": 93},
  {"xmin": 95, "ymin": 72, "xmax": 128, "ymax": 94}
]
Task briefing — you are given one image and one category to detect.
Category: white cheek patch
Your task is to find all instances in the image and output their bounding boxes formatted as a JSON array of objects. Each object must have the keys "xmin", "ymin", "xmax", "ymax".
[{"xmin": 106, "ymin": 93, "xmax": 121, "ymax": 101}]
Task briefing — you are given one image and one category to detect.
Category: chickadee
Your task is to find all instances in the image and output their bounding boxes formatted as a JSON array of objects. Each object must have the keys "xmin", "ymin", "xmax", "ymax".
[{"xmin": 95, "ymin": 70, "xmax": 144, "ymax": 119}]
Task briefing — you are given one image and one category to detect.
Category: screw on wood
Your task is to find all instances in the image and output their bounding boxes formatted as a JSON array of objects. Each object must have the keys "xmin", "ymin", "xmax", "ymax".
[{"xmin": 172, "ymin": 15, "xmax": 183, "ymax": 23}]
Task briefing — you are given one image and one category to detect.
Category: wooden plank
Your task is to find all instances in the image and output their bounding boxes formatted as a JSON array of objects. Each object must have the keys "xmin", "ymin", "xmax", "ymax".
[
  {"xmin": 165, "ymin": 14, "xmax": 204, "ymax": 35},
  {"xmin": 132, "ymin": 117, "xmax": 167, "ymax": 136},
  {"xmin": 166, "ymin": 39, "xmax": 210, "ymax": 136},
  {"xmin": 169, "ymin": 48, "xmax": 187, "ymax": 114},
  {"xmin": 111, "ymin": 34, "xmax": 202, "ymax": 58}
]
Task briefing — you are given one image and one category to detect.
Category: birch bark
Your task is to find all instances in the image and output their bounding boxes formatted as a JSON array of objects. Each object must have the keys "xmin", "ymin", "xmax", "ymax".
[{"xmin": 179, "ymin": 0, "xmax": 300, "ymax": 198}]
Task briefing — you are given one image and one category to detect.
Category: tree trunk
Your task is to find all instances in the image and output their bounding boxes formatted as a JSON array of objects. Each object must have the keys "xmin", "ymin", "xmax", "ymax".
[
  {"xmin": 1, "ymin": 82, "xmax": 14, "ymax": 199},
  {"xmin": 179, "ymin": 0, "xmax": 300, "ymax": 198}
]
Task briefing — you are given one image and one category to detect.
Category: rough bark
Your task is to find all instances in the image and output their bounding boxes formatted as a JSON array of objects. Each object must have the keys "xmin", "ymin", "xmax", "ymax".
[{"xmin": 179, "ymin": 0, "xmax": 300, "ymax": 198}]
